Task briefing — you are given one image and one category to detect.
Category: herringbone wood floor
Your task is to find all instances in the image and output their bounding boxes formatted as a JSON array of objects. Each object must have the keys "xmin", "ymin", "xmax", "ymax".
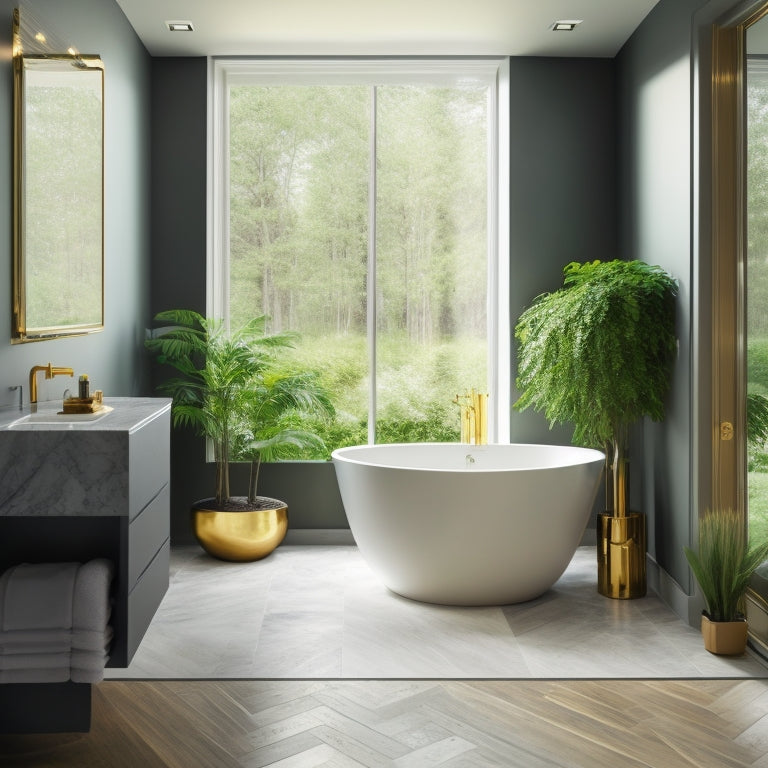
[{"xmin": 1, "ymin": 679, "xmax": 768, "ymax": 767}]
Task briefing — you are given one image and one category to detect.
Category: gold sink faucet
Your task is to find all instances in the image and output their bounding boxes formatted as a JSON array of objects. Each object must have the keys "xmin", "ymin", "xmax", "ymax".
[{"xmin": 29, "ymin": 363, "xmax": 74, "ymax": 404}]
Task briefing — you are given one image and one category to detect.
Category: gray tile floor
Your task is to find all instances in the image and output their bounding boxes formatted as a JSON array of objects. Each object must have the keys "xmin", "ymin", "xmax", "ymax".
[{"xmin": 106, "ymin": 541, "xmax": 768, "ymax": 680}]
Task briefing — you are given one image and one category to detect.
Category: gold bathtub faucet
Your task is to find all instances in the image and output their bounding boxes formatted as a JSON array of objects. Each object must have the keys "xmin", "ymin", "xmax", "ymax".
[
  {"xmin": 29, "ymin": 363, "xmax": 74, "ymax": 404},
  {"xmin": 453, "ymin": 389, "xmax": 488, "ymax": 445}
]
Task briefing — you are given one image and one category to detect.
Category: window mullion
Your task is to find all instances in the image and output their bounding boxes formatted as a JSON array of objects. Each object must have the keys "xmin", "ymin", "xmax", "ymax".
[{"xmin": 367, "ymin": 85, "xmax": 378, "ymax": 445}]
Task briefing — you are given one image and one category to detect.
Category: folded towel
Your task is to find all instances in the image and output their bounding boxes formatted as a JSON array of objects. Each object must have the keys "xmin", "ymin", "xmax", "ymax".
[
  {"xmin": 70, "ymin": 650, "xmax": 109, "ymax": 672},
  {"xmin": 0, "ymin": 652, "xmax": 70, "ymax": 671},
  {"xmin": 0, "ymin": 667, "xmax": 70, "ymax": 684},
  {"xmin": 72, "ymin": 559, "xmax": 114, "ymax": 633},
  {"xmin": 72, "ymin": 626, "xmax": 113, "ymax": 653},
  {"xmin": 0, "ymin": 629, "xmax": 71, "ymax": 646},
  {"xmin": 70, "ymin": 666, "xmax": 106, "ymax": 684},
  {"xmin": 0, "ymin": 640, "xmax": 71, "ymax": 655},
  {"xmin": 0, "ymin": 558, "xmax": 115, "ymax": 685},
  {"xmin": 1, "ymin": 562, "xmax": 79, "ymax": 632}
]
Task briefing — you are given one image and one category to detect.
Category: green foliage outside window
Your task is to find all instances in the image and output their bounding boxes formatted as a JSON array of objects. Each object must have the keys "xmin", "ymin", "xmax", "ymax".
[{"xmin": 225, "ymin": 82, "xmax": 489, "ymax": 452}]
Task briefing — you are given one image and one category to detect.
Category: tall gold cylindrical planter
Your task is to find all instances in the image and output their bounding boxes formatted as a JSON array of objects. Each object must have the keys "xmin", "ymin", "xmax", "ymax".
[
  {"xmin": 597, "ymin": 512, "xmax": 646, "ymax": 599},
  {"xmin": 192, "ymin": 497, "xmax": 288, "ymax": 562}
]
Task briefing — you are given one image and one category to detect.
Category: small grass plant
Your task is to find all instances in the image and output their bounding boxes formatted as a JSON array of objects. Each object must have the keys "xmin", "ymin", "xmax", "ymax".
[{"xmin": 684, "ymin": 509, "xmax": 768, "ymax": 622}]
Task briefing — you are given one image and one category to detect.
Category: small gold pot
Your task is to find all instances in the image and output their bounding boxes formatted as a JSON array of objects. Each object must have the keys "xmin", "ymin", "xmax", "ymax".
[
  {"xmin": 701, "ymin": 614, "xmax": 748, "ymax": 655},
  {"xmin": 597, "ymin": 512, "xmax": 647, "ymax": 599},
  {"xmin": 192, "ymin": 497, "xmax": 288, "ymax": 562}
]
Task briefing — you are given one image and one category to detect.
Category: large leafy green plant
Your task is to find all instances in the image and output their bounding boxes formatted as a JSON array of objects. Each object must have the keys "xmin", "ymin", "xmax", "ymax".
[
  {"xmin": 684, "ymin": 509, "xmax": 768, "ymax": 622},
  {"xmin": 145, "ymin": 309, "xmax": 333, "ymax": 508},
  {"xmin": 514, "ymin": 260, "xmax": 678, "ymax": 516}
]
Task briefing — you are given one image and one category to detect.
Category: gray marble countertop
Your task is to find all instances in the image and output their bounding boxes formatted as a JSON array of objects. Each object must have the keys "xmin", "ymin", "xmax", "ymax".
[
  {"xmin": 0, "ymin": 397, "xmax": 171, "ymax": 432},
  {"xmin": 0, "ymin": 397, "xmax": 172, "ymax": 517}
]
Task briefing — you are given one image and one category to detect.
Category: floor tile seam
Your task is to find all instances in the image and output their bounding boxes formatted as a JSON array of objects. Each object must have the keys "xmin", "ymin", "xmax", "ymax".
[
  {"xmin": 246, "ymin": 704, "xmax": 330, "ymax": 750},
  {"xmin": 388, "ymin": 734, "xmax": 477, "ymax": 767},
  {"xmin": 309, "ymin": 722, "xmax": 411, "ymax": 764},
  {"xmin": 246, "ymin": 693, "xmax": 329, "ymax": 726},
  {"xmin": 307, "ymin": 703, "xmax": 417, "ymax": 753},
  {"xmin": 414, "ymin": 698, "xmax": 582, "ymax": 765},
  {"xmin": 242, "ymin": 730, "xmax": 328, "ymax": 768}
]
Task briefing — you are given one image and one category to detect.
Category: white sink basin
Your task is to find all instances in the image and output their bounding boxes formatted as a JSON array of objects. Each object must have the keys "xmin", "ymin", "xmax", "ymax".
[{"xmin": 6, "ymin": 406, "xmax": 114, "ymax": 429}]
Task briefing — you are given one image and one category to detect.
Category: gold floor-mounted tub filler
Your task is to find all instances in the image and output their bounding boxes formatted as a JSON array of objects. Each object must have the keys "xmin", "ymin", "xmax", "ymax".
[
  {"xmin": 453, "ymin": 389, "xmax": 488, "ymax": 445},
  {"xmin": 192, "ymin": 499, "xmax": 288, "ymax": 562}
]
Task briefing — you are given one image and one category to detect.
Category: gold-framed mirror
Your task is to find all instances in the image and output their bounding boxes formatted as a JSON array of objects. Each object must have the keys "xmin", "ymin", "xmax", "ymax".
[{"xmin": 12, "ymin": 8, "xmax": 104, "ymax": 342}]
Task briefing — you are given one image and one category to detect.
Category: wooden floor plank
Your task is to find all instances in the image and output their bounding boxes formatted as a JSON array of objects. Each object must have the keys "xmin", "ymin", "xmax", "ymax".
[{"xmin": 0, "ymin": 679, "xmax": 767, "ymax": 767}]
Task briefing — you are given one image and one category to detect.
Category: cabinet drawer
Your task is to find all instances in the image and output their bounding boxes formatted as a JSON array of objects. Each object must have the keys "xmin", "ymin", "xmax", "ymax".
[
  {"xmin": 126, "ymin": 539, "xmax": 169, "ymax": 664},
  {"xmin": 128, "ymin": 484, "xmax": 169, "ymax": 586},
  {"xmin": 128, "ymin": 410, "xmax": 170, "ymax": 520}
]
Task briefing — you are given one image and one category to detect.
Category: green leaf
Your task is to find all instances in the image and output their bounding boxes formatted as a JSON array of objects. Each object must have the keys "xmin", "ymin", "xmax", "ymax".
[
  {"xmin": 146, "ymin": 310, "xmax": 333, "ymax": 504},
  {"xmin": 514, "ymin": 259, "xmax": 678, "ymax": 450}
]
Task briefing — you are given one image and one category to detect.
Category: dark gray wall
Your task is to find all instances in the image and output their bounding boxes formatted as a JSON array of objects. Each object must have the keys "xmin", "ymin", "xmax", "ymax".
[
  {"xmin": 150, "ymin": 57, "xmax": 619, "ymax": 543},
  {"xmin": 508, "ymin": 58, "xmax": 617, "ymax": 447},
  {"xmin": 616, "ymin": 0, "xmax": 708, "ymax": 590},
  {"xmin": 0, "ymin": 0, "xmax": 151, "ymax": 405}
]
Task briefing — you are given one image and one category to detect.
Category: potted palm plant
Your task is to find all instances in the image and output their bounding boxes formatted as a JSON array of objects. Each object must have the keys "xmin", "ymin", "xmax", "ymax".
[
  {"xmin": 684, "ymin": 508, "xmax": 768, "ymax": 654},
  {"xmin": 146, "ymin": 309, "xmax": 333, "ymax": 561},
  {"xmin": 514, "ymin": 259, "xmax": 678, "ymax": 598}
]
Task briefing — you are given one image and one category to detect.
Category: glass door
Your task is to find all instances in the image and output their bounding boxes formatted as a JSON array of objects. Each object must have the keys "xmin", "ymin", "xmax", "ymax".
[
  {"xmin": 746, "ymin": 14, "xmax": 768, "ymax": 644},
  {"xmin": 708, "ymin": 2, "xmax": 768, "ymax": 651}
]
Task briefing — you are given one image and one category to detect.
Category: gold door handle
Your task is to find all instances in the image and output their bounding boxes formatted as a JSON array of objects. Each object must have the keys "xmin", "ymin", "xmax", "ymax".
[{"xmin": 720, "ymin": 421, "xmax": 734, "ymax": 441}]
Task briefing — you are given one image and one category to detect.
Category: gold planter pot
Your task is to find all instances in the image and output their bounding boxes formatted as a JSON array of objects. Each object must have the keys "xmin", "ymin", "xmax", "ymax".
[
  {"xmin": 597, "ymin": 512, "xmax": 647, "ymax": 599},
  {"xmin": 701, "ymin": 614, "xmax": 748, "ymax": 655},
  {"xmin": 192, "ymin": 497, "xmax": 288, "ymax": 562}
]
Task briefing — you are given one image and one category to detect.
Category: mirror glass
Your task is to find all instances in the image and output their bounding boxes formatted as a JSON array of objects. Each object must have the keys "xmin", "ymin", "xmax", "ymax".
[{"xmin": 13, "ymin": 13, "xmax": 104, "ymax": 341}]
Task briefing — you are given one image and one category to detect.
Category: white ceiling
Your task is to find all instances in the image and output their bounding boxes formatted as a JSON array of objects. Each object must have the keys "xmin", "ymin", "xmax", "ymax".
[{"xmin": 114, "ymin": 0, "xmax": 662, "ymax": 58}]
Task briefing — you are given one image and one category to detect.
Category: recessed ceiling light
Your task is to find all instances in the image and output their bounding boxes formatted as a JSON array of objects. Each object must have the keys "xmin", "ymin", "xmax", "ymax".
[
  {"xmin": 552, "ymin": 20, "xmax": 583, "ymax": 32},
  {"xmin": 166, "ymin": 20, "xmax": 194, "ymax": 32}
]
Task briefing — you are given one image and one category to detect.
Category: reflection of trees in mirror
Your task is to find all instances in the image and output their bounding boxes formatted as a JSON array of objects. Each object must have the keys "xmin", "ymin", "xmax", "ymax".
[
  {"xmin": 25, "ymin": 72, "xmax": 102, "ymax": 329},
  {"xmin": 226, "ymin": 83, "xmax": 489, "ymax": 450}
]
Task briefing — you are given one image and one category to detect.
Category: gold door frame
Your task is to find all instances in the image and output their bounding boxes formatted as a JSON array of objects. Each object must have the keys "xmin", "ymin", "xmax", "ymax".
[{"xmin": 706, "ymin": 0, "xmax": 768, "ymax": 646}]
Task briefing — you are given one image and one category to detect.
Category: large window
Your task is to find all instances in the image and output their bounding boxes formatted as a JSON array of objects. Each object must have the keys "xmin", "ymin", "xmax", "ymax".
[{"xmin": 210, "ymin": 59, "xmax": 509, "ymax": 455}]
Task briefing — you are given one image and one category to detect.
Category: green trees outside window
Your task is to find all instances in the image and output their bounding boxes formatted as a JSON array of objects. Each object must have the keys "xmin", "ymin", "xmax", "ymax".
[{"xmin": 220, "ymin": 65, "xmax": 497, "ymax": 456}]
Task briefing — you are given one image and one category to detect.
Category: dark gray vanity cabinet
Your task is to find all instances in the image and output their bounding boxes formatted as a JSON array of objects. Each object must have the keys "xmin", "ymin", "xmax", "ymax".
[
  {"xmin": 116, "ymin": 401, "xmax": 172, "ymax": 666},
  {"xmin": 0, "ymin": 397, "xmax": 172, "ymax": 667}
]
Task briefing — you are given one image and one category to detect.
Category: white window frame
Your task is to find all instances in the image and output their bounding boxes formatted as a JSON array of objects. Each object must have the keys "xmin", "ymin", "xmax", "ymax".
[{"xmin": 208, "ymin": 57, "xmax": 510, "ymax": 443}]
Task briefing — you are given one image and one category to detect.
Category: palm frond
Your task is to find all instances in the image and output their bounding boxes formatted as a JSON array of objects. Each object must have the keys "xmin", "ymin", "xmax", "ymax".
[{"xmin": 146, "ymin": 309, "xmax": 332, "ymax": 505}]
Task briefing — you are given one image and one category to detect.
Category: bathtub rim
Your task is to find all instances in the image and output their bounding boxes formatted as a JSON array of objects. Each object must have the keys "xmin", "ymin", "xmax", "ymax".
[{"xmin": 331, "ymin": 442, "xmax": 605, "ymax": 473}]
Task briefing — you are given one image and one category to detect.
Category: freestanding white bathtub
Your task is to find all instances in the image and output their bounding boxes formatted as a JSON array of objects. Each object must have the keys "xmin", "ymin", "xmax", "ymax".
[{"xmin": 332, "ymin": 443, "xmax": 604, "ymax": 605}]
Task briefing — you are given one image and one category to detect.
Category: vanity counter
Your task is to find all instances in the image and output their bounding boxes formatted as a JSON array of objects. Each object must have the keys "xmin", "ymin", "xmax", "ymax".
[
  {"xmin": 0, "ymin": 397, "xmax": 171, "ymax": 517},
  {"xmin": 0, "ymin": 396, "xmax": 171, "ymax": 432}
]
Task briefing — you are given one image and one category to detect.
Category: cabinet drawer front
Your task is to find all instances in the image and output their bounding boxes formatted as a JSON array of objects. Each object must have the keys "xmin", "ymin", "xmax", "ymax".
[
  {"xmin": 129, "ymin": 410, "xmax": 170, "ymax": 520},
  {"xmin": 128, "ymin": 484, "xmax": 169, "ymax": 586},
  {"xmin": 126, "ymin": 539, "xmax": 169, "ymax": 664}
]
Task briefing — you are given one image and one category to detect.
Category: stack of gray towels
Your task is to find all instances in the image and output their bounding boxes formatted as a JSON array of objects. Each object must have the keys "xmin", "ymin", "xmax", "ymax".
[{"xmin": 0, "ymin": 559, "xmax": 114, "ymax": 683}]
